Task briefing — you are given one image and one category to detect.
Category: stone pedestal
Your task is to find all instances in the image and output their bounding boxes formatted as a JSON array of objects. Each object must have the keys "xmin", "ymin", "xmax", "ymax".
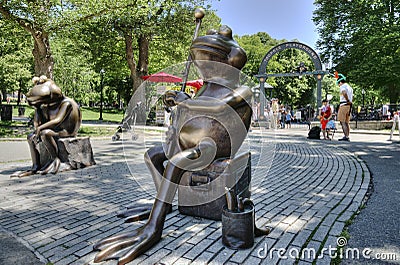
[{"xmin": 39, "ymin": 137, "xmax": 96, "ymax": 170}]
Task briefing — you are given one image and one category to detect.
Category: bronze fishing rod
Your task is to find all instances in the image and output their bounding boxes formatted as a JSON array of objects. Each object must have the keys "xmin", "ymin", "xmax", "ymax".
[{"xmin": 181, "ymin": 7, "xmax": 205, "ymax": 92}]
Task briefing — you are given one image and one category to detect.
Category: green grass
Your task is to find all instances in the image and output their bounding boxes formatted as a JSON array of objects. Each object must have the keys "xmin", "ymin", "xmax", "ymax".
[
  {"xmin": 0, "ymin": 120, "xmax": 32, "ymax": 138},
  {"xmin": 330, "ymin": 230, "xmax": 351, "ymax": 265},
  {"xmin": 81, "ymin": 107, "xmax": 124, "ymax": 123},
  {"xmin": 0, "ymin": 103, "xmax": 35, "ymax": 117},
  {"xmin": 0, "ymin": 106, "xmax": 124, "ymax": 138},
  {"xmin": 2, "ymin": 104, "xmax": 124, "ymax": 123},
  {"xmin": 0, "ymin": 120, "xmax": 116, "ymax": 138},
  {"xmin": 78, "ymin": 126, "xmax": 115, "ymax": 137}
]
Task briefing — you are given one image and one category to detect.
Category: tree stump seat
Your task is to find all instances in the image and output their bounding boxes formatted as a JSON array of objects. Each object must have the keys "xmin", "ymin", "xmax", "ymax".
[{"xmin": 39, "ymin": 136, "xmax": 96, "ymax": 171}]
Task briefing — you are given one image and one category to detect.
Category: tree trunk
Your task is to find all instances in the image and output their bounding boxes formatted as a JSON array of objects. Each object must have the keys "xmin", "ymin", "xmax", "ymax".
[
  {"xmin": 0, "ymin": 90, "xmax": 5, "ymax": 103},
  {"xmin": 123, "ymin": 30, "xmax": 149, "ymax": 101},
  {"xmin": 388, "ymin": 83, "xmax": 400, "ymax": 104},
  {"xmin": 124, "ymin": 30, "xmax": 140, "ymax": 98},
  {"xmin": 17, "ymin": 88, "xmax": 21, "ymax": 106},
  {"xmin": 138, "ymin": 34, "xmax": 149, "ymax": 77},
  {"xmin": 32, "ymin": 31, "xmax": 54, "ymax": 79},
  {"xmin": 0, "ymin": 6, "xmax": 54, "ymax": 80}
]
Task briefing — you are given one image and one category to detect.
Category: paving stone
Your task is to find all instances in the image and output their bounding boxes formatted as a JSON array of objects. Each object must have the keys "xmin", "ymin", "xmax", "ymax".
[
  {"xmin": 138, "ymin": 248, "xmax": 171, "ymax": 265},
  {"xmin": 201, "ymin": 239, "xmax": 223, "ymax": 255},
  {"xmin": 54, "ymin": 255, "xmax": 78, "ymax": 265},
  {"xmin": 183, "ymin": 238, "xmax": 214, "ymax": 260},
  {"xmin": 37, "ymin": 234, "xmax": 79, "ymax": 253},
  {"xmin": 273, "ymin": 232, "xmax": 296, "ymax": 250},
  {"xmin": 172, "ymin": 257, "xmax": 192, "ymax": 265},
  {"xmin": 74, "ymin": 244, "xmax": 95, "ymax": 258},
  {"xmin": 286, "ymin": 218, "xmax": 307, "ymax": 234},
  {"xmin": 187, "ymin": 227, "xmax": 216, "ymax": 244},
  {"xmin": 329, "ymin": 221, "xmax": 345, "ymax": 237},
  {"xmin": 30, "ymin": 236, "xmax": 55, "ymax": 249},
  {"xmin": 267, "ymin": 222, "xmax": 290, "ymax": 239},
  {"xmin": 210, "ymin": 247, "xmax": 235, "ymax": 264},
  {"xmin": 312, "ymin": 225, "xmax": 330, "ymax": 242},
  {"xmin": 192, "ymin": 251, "xmax": 215, "ymax": 264},
  {"xmin": 229, "ymin": 248, "xmax": 254, "ymax": 264},
  {"xmin": 300, "ymin": 240, "xmax": 321, "ymax": 263},
  {"xmin": 291, "ymin": 229, "xmax": 313, "ymax": 248},
  {"xmin": 243, "ymin": 255, "xmax": 262, "ymax": 265},
  {"xmin": 159, "ymin": 242, "xmax": 194, "ymax": 264},
  {"xmin": 207, "ymin": 227, "xmax": 222, "ymax": 241}
]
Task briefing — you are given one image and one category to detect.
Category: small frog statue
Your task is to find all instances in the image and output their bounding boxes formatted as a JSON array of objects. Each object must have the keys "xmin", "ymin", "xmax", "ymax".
[{"xmin": 12, "ymin": 76, "xmax": 81, "ymax": 177}]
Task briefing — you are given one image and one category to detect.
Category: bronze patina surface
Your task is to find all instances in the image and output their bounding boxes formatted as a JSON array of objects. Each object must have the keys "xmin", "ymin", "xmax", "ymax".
[
  {"xmin": 94, "ymin": 26, "xmax": 257, "ymax": 264},
  {"xmin": 12, "ymin": 76, "xmax": 82, "ymax": 177}
]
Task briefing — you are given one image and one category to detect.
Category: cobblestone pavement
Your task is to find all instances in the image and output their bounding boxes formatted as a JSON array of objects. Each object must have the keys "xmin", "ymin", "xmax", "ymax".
[{"xmin": 0, "ymin": 128, "xmax": 370, "ymax": 265}]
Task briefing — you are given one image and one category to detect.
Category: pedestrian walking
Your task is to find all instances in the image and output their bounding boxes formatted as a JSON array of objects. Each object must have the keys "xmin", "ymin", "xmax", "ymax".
[
  {"xmin": 285, "ymin": 111, "xmax": 292, "ymax": 129},
  {"xmin": 279, "ymin": 106, "xmax": 286, "ymax": 129},
  {"xmin": 271, "ymin": 98, "xmax": 279, "ymax": 129},
  {"xmin": 389, "ymin": 110, "xmax": 400, "ymax": 141},
  {"xmin": 336, "ymin": 73, "xmax": 353, "ymax": 141}
]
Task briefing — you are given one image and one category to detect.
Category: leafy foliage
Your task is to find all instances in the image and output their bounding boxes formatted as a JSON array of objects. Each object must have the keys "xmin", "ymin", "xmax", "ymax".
[
  {"xmin": 313, "ymin": 0, "xmax": 400, "ymax": 104},
  {"xmin": 0, "ymin": 19, "xmax": 32, "ymax": 99}
]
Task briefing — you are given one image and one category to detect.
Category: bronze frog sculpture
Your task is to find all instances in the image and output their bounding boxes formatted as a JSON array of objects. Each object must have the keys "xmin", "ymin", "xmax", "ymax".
[
  {"xmin": 94, "ymin": 26, "xmax": 259, "ymax": 264},
  {"xmin": 12, "ymin": 76, "xmax": 81, "ymax": 177}
]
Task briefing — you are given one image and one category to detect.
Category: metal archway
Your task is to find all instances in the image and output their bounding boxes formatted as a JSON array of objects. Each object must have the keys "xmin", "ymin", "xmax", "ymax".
[{"xmin": 256, "ymin": 42, "xmax": 326, "ymax": 121}]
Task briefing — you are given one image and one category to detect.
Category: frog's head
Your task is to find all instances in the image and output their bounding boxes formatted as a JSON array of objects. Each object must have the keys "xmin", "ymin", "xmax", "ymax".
[
  {"xmin": 27, "ymin": 76, "xmax": 63, "ymax": 108},
  {"xmin": 190, "ymin": 25, "xmax": 247, "ymax": 85}
]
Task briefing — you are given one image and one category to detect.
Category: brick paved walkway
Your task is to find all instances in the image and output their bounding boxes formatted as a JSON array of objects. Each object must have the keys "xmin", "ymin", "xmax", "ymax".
[{"xmin": 0, "ymin": 130, "xmax": 370, "ymax": 265}]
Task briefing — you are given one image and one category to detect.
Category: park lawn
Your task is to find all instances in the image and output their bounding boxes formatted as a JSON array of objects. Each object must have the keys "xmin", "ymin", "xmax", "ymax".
[
  {"xmin": 0, "ymin": 120, "xmax": 31, "ymax": 138},
  {"xmin": 4, "ymin": 104, "xmax": 125, "ymax": 123},
  {"xmin": 0, "ymin": 120, "xmax": 116, "ymax": 138},
  {"xmin": 78, "ymin": 126, "xmax": 116, "ymax": 137},
  {"xmin": 80, "ymin": 107, "xmax": 125, "ymax": 123},
  {"xmin": 0, "ymin": 105, "xmax": 124, "ymax": 138}
]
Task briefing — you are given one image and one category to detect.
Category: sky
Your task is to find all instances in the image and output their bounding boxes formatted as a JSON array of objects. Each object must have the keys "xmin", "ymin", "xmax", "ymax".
[{"xmin": 209, "ymin": 0, "xmax": 319, "ymax": 50}]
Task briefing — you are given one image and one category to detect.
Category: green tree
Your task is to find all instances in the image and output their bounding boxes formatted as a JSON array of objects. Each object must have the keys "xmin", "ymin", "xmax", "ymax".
[
  {"xmin": 0, "ymin": 19, "xmax": 32, "ymax": 103},
  {"xmin": 313, "ymin": 0, "xmax": 400, "ymax": 104},
  {"xmin": 51, "ymin": 34, "xmax": 99, "ymax": 105},
  {"xmin": 66, "ymin": 0, "xmax": 219, "ymax": 102},
  {"xmin": 236, "ymin": 32, "xmax": 281, "ymax": 78},
  {"xmin": 0, "ymin": 1, "xmax": 60, "ymax": 78}
]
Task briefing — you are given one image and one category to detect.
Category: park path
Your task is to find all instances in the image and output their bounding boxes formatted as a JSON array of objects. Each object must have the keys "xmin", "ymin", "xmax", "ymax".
[{"xmin": 0, "ymin": 129, "xmax": 370, "ymax": 265}]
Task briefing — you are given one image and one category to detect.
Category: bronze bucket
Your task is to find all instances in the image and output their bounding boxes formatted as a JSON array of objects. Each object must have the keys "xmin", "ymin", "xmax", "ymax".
[{"xmin": 221, "ymin": 203, "xmax": 254, "ymax": 249}]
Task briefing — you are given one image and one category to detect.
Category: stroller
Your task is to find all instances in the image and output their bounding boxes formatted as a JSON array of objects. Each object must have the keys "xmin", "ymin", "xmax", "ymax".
[
  {"xmin": 325, "ymin": 119, "xmax": 337, "ymax": 140},
  {"xmin": 112, "ymin": 103, "xmax": 141, "ymax": 141}
]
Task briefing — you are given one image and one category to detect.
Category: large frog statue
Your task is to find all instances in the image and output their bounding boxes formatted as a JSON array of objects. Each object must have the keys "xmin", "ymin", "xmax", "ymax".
[
  {"xmin": 13, "ymin": 76, "xmax": 81, "ymax": 177},
  {"xmin": 94, "ymin": 26, "xmax": 256, "ymax": 264}
]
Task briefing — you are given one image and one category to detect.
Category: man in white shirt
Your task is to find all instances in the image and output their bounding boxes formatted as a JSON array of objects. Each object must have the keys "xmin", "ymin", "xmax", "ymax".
[
  {"xmin": 336, "ymin": 74, "xmax": 353, "ymax": 141},
  {"xmin": 271, "ymin": 98, "xmax": 279, "ymax": 129}
]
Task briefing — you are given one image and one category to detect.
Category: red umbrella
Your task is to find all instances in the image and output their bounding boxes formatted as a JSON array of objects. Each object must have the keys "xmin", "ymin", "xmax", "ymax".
[
  {"xmin": 141, "ymin": 72, "xmax": 182, "ymax": 83},
  {"xmin": 186, "ymin": 79, "xmax": 204, "ymax": 90}
]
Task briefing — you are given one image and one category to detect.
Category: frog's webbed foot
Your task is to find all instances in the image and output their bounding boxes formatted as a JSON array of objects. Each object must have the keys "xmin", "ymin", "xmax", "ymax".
[
  {"xmin": 38, "ymin": 157, "xmax": 61, "ymax": 175},
  {"xmin": 117, "ymin": 203, "xmax": 172, "ymax": 223},
  {"xmin": 116, "ymin": 204, "xmax": 152, "ymax": 223},
  {"xmin": 93, "ymin": 224, "xmax": 162, "ymax": 264},
  {"xmin": 10, "ymin": 170, "xmax": 36, "ymax": 178},
  {"xmin": 254, "ymin": 225, "xmax": 270, "ymax": 237},
  {"xmin": 10, "ymin": 164, "xmax": 40, "ymax": 178}
]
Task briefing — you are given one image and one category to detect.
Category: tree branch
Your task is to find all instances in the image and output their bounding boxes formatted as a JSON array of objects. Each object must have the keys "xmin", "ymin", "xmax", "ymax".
[
  {"xmin": 48, "ymin": 1, "xmax": 139, "ymax": 31},
  {"xmin": 0, "ymin": 5, "xmax": 36, "ymax": 35}
]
